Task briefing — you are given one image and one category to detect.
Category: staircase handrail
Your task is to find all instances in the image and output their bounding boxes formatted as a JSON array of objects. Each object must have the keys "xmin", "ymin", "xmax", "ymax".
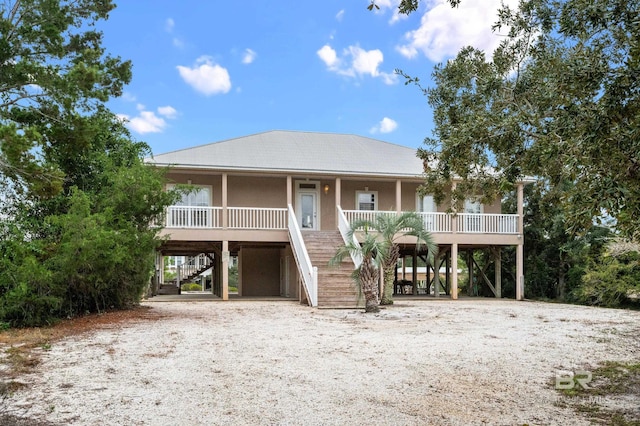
[
  {"xmin": 287, "ymin": 204, "xmax": 318, "ymax": 307},
  {"xmin": 337, "ymin": 205, "xmax": 362, "ymax": 269}
]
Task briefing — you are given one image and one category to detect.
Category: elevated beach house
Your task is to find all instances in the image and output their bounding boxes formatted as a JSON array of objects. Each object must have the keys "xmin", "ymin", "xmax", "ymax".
[{"xmin": 148, "ymin": 131, "xmax": 526, "ymax": 307}]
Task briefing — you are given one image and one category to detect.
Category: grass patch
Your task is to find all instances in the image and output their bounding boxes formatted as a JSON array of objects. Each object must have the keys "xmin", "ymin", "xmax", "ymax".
[{"xmin": 556, "ymin": 361, "xmax": 640, "ymax": 424}]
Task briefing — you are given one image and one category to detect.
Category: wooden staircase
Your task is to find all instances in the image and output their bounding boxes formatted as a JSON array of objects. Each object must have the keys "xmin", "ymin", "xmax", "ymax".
[
  {"xmin": 157, "ymin": 282, "xmax": 180, "ymax": 295},
  {"xmin": 302, "ymin": 231, "xmax": 361, "ymax": 308}
]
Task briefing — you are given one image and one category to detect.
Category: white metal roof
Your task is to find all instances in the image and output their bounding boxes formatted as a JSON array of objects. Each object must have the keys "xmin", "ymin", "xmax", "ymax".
[{"xmin": 147, "ymin": 130, "xmax": 424, "ymax": 178}]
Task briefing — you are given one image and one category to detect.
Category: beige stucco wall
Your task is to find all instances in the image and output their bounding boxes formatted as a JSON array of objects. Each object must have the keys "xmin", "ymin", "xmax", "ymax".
[
  {"xmin": 239, "ymin": 247, "xmax": 281, "ymax": 296},
  {"xmin": 228, "ymin": 176, "xmax": 287, "ymax": 207},
  {"xmin": 280, "ymin": 246, "xmax": 299, "ymax": 299}
]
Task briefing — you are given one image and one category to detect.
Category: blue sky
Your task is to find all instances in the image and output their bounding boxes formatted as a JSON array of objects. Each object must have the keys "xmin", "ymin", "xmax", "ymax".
[{"xmin": 102, "ymin": 0, "xmax": 514, "ymax": 155}]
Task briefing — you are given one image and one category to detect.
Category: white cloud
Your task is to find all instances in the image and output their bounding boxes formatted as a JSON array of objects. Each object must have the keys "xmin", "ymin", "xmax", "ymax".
[
  {"xmin": 242, "ymin": 48, "xmax": 257, "ymax": 64},
  {"xmin": 172, "ymin": 38, "xmax": 185, "ymax": 48},
  {"xmin": 177, "ymin": 56, "xmax": 232, "ymax": 95},
  {"xmin": 396, "ymin": 0, "xmax": 517, "ymax": 62},
  {"xmin": 157, "ymin": 105, "xmax": 178, "ymax": 119},
  {"xmin": 336, "ymin": 9, "xmax": 345, "ymax": 21},
  {"xmin": 165, "ymin": 18, "xmax": 175, "ymax": 33},
  {"xmin": 370, "ymin": 117, "xmax": 398, "ymax": 134},
  {"xmin": 350, "ymin": 46, "xmax": 383, "ymax": 77},
  {"xmin": 317, "ymin": 44, "xmax": 397, "ymax": 85},
  {"xmin": 121, "ymin": 92, "xmax": 136, "ymax": 102},
  {"xmin": 117, "ymin": 105, "xmax": 178, "ymax": 135},
  {"xmin": 317, "ymin": 44, "xmax": 339, "ymax": 69}
]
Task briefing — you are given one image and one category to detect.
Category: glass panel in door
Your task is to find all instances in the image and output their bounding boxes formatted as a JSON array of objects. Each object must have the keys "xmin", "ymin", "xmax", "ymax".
[{"xmin": 300, "ymin": 193, "xmax": 317, "ymax": 230}]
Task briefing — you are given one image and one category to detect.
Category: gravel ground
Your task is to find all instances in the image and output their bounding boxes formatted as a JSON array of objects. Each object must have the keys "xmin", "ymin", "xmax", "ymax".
[{"xmin": 5, "ymin": 299, "xmax": 640, "ymax": 425}]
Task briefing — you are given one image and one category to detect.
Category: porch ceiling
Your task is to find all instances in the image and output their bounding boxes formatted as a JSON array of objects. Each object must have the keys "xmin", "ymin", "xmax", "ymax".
[{"xmin": 159, "ymin": 241, "xmax": 221, "ymax": 256}]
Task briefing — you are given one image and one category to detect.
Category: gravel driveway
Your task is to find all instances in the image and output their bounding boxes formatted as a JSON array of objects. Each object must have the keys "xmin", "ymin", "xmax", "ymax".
[{"xmin": 6, "ymin": 299, "xmax": 640, "ymax": 425}]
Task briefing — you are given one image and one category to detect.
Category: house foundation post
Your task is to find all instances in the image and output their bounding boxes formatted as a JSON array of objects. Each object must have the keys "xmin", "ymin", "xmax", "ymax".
[
  {"xmin": 467, "ymin": 249, "xmax": 474, "ymax": 296},
  {"xmin": 516, "ymin": 183, "xmax": 524, "ymax": 300},
  {"xmin": 433, "ymin": 247, "xmax": 440, "ymax": 298},
  {"xmin": 495, "ymin": 247, "xmax": 502, "ymax": 298},
  {"xmin": 516, "ymin": 244, "xmax": 524, "ymax": 300},
  {"xmin": 222, "ymin": 240, "xmax": 229, "ymax": 301},
  {"xmin": 412, "ymin": 249, "xmax": 418, "ymax": 295},
  {"xmin": 451, "ymin": 243, "xmax": 458, "ymax": 299}
]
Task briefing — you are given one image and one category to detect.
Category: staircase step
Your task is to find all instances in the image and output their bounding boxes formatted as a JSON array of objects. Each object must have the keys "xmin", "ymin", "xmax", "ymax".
[{"xmin": 301, "ymin": 231, "xmax": 360, "ymax": 308}]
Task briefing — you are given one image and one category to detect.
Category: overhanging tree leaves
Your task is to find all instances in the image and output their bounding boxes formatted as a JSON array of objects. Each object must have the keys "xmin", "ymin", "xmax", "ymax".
[
  {"xmin": 0, "ymin": 1, "xmax": 177, "ymax": 326},
  {"xmin": 0, "ymin": 0, "xmax": 131, "ymax": 196},
  {"xmin": 401, "ymin": 0, "xmax": 639, "ymax": 238}
]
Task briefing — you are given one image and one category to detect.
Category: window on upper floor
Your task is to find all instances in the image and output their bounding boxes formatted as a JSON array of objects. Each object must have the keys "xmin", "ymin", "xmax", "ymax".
[
  {"xmin": 167, "ymin": 184, "xmax": 211, "ymax": 206},
  {"xmin": 417, "ymin": 194, "xmax": 436, "ymax": 213},
  {"xmin": 464, "ymin": 199, "xmax": 483, "ymax": 214},
  {"xmin": 356, "ymin": 191, "xmax": 377, "ymax": 211}
]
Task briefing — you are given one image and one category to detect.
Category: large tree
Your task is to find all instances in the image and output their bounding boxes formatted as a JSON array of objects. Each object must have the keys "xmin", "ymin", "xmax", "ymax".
[
  {"xmin": 0, "ymin": 0, "xmax": 131, "ymax": 196},
  {"xmin": 397, "ymin": 0, "xmax": 640, "ymax": 239},
  {"xmin": 0, "ymin": 1, "xmax": 176, "ymax": 326}
]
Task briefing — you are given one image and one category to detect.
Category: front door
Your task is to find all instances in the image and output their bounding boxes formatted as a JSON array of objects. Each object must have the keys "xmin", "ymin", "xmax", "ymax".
[{"xmin": 296, "ymin": 181, "xmax": 320, "ymax": 230}]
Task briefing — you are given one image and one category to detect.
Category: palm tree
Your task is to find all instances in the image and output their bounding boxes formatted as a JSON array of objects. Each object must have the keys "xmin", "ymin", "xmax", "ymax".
[
  {"xmin": 330, "ymin": 229, "xmax": 385, "ymax": 313},
  {"xmin": 350, "ymin": 212, "xmax": 437, "ymax": 305}
]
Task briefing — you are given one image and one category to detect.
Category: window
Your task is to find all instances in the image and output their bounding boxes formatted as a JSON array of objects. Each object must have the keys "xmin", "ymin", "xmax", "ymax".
[
  {"xmin": 166, "ymin": 184, "xmax": 212, "ymax": 227},
  {"xmin": 356, "ymin": 191, "xmax": 377, "ymax": 211},
  {"xmin": 177, "ymin": 187, "xmax": 210, "ymax": 207},
  {"xmin": 417, "ymin": 194, "xmax": 436, "ymax": 231},
  {"xmin": 464, "ymin": 199, "xmax": 482, "ymax": 214},
  {"xmin": 417, "ymin": 195, "xmax": 436, "ymax": 212},
  {"xmin": 463, "ymin": 199, "xmax": 483, "ymax": 232}
]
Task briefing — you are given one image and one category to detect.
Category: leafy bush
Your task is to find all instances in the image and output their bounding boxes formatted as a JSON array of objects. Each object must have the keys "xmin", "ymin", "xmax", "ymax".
[
  {"xmin": 573, "ymin": 244, "xmax": 640, "ymax": 308},
  {"xmin": 181, "ymin": 283, "xmax": 203, "ymax": 292}
]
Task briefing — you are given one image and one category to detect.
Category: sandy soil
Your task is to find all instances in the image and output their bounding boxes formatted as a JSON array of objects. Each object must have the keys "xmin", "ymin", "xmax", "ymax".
[{"xmin": 3, "ymin": 299, "xmax": 640, "ymax": 425}]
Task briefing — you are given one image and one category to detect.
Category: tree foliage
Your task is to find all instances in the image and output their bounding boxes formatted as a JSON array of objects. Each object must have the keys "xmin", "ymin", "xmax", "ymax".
[
  {"xmin": 400, "ymin": 0, "xmax": 639, "ymax": 239},
  {"xmin": 349, "ymin": 212, "xmax": 436, "ymax": 305},
  {"xmin": 0, "ymin": 1, "xmax": 176, "ymax": 326},
  {"xmin": 331, "ymin": 227, "xmax": 385, "ymax": 313},
  {"xmin": 574, "ymin": 241, "xmax": 640, "ymax": 307},
  {"xmin": 0, "ymin": 0, "xmax": 131, "ymax": 196}
]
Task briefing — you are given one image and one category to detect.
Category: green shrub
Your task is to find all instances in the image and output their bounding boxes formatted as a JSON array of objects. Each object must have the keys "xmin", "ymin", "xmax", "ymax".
[
  {"xmin": 181, "ymin": 283, "xmax": 203, "ymax": 292},
  {"xmin": 574, "ymin": 249, "xmax": 640, "ymax": 308}
]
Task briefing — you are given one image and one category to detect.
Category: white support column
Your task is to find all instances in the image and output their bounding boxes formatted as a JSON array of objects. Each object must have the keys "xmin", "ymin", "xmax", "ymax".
[
  {"xmin": 395, "ymin": 179, "xmax": 402, "ymax": 214},
  {"xmin": 451, "ymin": 181, "xmax": 458, "ymax": 234},
  {"xmin": 222, "ymin": 173, "xmax": 228, "ymax": 229},
  {"xmin": 451, "ymin": 243, "xmax": 458, "ymax": 300},
  {"xmin": 516, "ymin": 244, "xmax": 524, "ymax": 300},
  {"xmin": 335, "ymin": 177, "xmax": 341, "ymax": 227},
  {"xmin": 516, "ymin": 183, "xmax": 524, "ymax": 300},
  {"xmin": 222, "ymin": 240, "xmax": 229, "ymax": 301},
  {"xmin": 286, "ymin": 175, "xmax": 292, "ymax": 206}
]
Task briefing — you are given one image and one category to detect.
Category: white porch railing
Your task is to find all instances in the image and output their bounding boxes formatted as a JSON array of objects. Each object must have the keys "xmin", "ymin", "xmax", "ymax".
[
  {"xmin": 164, "ymin": 206, "xmax": 518, "ymax": 235},
  {"xmin": 166, "ymin": 206, "xmax": 221, "ymax": 228},
  {"xmin": 164, "ymin": 206, "xmax": 287, "ymax": 230},
  {"xmin": 337, "ymin": 206, "xmax": 362, "ymax": 268},
  {"xmin": 417, "ymin": 212, "xmax": 452, "ymax": 233},
  {"xmin": 342, "ymin": 210, "xmax": 517, "ymax": 234},
  {"xmin": 228, "ymin": 207, "xmax": 287, "ymax": 229},
  {"xmin": 456, "ymin": 213, "xmax": 518, "ymax": 234},
  {"xmin": 287, "ymin": 205, "xmax": 317, "ymax": 307}
]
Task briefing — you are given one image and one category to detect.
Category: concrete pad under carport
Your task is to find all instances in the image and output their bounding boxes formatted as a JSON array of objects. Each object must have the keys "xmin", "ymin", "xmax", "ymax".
[{"xmin": 145, "ymin": 292, "xmax": 298, "ymax": 303}]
